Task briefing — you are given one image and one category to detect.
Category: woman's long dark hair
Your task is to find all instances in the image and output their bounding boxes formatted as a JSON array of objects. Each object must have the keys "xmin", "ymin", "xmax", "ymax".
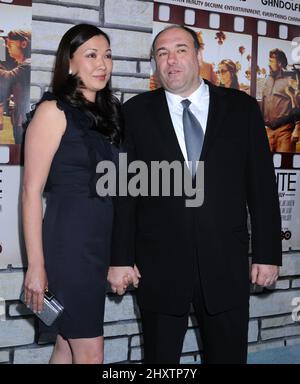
[{"xmin": 52, "ymin": 24, "xmax": 122, "ymax": 145}]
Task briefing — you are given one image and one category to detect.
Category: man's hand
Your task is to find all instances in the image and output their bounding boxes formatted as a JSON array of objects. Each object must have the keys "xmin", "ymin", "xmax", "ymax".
[
  {"xmin": 108, "ymin": 266, "xmax": 141, "ymax": 295},
  {"xmin": 251, "ymin": 263, "xmax": 279, "ymax": 286}
]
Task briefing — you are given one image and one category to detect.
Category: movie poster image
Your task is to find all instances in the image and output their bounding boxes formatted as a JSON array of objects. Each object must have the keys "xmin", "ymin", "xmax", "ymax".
[
  {"xmin": 151, "ymin": 22, "xmax": 252, "ymax": 95},
  {"xmin": 0, "ymin": 0, "xmax": 32, "ymax": 268},
  {"xmin": 0, "ymin": 1, "xmax": 32, "ymax": 164},
  {"xmin": 275, "ymin": 163, "xmax": 300, "ymax": 252},
  {"xmin": 257, "ymin": 36, "xmax": 300, "ymax": 154}
]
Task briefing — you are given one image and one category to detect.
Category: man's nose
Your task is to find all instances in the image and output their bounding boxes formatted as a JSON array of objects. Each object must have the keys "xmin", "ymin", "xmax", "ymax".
[{"xmin": 167, "ymin": 51, "xmax": 178, "ymax": 64}]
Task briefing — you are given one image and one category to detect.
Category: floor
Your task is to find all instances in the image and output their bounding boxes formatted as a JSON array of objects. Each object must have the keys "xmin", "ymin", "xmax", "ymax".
[{"xmin": 247, "ymin": 345, "xmax": 300, "ymax": 364}]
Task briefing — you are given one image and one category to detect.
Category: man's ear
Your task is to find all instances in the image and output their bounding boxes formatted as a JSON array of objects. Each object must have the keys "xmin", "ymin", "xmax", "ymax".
[
  {"xmin": 197, "ymin": 49, "xmax": 203, "ymax": 65},
  {"xmin": 150, "ymin": 56, "xmax": 157, "ymax": 73}
]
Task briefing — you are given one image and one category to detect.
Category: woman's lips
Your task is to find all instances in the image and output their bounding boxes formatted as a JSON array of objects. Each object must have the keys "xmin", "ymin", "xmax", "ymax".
[{"xmin": 93, "ymin": 75, "xmax": 106, "ymax": 80}]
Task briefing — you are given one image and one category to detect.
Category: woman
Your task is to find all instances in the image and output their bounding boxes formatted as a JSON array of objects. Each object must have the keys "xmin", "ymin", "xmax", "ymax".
[
  {"xmin": 22, "ymin": 24, "xmax": 127, "ymax": 364},
  {"xmin": 217, "ymin": 59, "xmax": 240, "ymax": 90}
]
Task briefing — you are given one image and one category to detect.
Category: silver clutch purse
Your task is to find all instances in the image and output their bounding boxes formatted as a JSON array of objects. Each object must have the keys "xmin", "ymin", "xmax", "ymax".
[{"xmin": 20, "ymin": 289, "xmax": 64, "ymax": 326}]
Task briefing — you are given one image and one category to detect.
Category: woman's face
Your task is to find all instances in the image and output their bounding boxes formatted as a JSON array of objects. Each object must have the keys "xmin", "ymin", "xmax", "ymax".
[
  {"xmin": 69, "ymin": 34, "xmax": 113, "ymax": 102},
  {"xmin": 218, "ymin": 63, "xmax": 232, "ymax": 88}
]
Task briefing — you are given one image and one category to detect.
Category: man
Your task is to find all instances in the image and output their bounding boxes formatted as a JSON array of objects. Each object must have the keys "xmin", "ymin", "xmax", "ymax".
[
  {"xmin": 150, "ymin": 30, "xmax": 217, "ymax": 90},
  {"xmin": 261, "ymin": 48, "xmax": 298, "ymax": 152},
  {"xmin": 0, "ymin": 30, "xmax": 31, "ymax": 144},
  {"xmin": 108, "ymin": 26, "xmax": 282, "ymax": 364}
]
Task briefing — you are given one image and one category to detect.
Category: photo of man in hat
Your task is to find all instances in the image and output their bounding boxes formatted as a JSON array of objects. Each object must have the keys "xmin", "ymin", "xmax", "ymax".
[{"xmin": 0, "ymin": 29, "xmax": 31, "ymax": 145}]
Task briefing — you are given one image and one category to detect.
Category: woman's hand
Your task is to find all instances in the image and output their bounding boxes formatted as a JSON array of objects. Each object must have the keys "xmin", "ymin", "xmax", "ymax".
[{"xmin": 24, "ymin": 265, "xmax": 48, "ymax": 313}]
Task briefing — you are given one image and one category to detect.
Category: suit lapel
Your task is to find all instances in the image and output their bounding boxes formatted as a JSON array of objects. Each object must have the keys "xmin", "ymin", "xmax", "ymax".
[
  {"xmin": 200, "ymin": 80, "xmax": 228, "ymax": 161},
  {"xmin": 149, "ymin": 88, "xmax": 186, "ymax": 163}
]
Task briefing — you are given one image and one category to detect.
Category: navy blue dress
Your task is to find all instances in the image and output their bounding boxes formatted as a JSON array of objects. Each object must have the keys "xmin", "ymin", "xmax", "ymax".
[{"xmin": 33, "ymin": 92, "xmax": 117, "ymax": 339}]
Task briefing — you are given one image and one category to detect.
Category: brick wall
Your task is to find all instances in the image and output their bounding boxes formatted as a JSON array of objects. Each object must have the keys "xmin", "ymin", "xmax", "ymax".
[{"xmin": 0, "ymin": 0, "xmax": 300, "ymax": 364}]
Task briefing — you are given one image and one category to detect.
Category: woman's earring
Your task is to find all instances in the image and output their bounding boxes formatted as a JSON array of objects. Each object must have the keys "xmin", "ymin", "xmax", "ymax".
[{"xmin": 69, "ymin": 68, "xmax": 72, "ymax": 75}]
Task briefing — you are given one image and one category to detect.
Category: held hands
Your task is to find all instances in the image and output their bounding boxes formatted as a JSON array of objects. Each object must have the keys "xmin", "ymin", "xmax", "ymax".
[
  {"xmin": 251, "ymin": 263, "xmax": 279, "ymax": 287},
  {"xmin": 108, "ymin": 265, "xmax": 141, "ymax": 296},
  {"xmin": 24, "ymin": 264, "xmax": 48, "ymax": 313}
]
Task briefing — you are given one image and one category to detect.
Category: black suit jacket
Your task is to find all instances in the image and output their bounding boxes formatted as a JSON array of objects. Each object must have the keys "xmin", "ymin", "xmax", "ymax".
[{"xmin": 111, "ymin": 81, "xmax": 282, "ymax": 315}]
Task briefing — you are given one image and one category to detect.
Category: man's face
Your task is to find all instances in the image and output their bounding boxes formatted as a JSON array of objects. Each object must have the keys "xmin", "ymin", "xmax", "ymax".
[
  {"xmin": 153, "ymin": 28, "xmax": 201, "ymax": 97},
  {"xmin": 269, "ymin": 55, "xmax": 281, "ymax": 74},
  {"xmin": 6, "ymin": 38, "xmax": 27, "ymax": 62}
]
